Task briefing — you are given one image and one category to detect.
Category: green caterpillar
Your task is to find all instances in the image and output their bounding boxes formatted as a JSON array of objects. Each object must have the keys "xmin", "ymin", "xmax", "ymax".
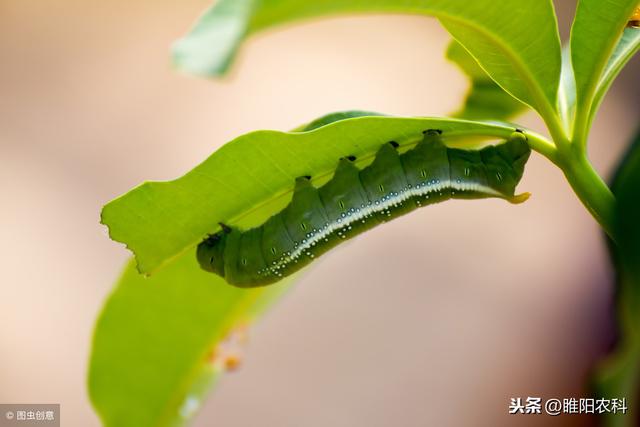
[{"xmin": 197, "ymin": 130, "xmax": 530, "ymax": 287}]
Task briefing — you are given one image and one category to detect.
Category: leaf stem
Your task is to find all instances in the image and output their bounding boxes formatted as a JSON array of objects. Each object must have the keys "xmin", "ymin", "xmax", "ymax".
[
  {"xmin": 524, "ymin": 131, "xmax": 559, "ymax": 164},
  {"xmin": 526, "ymin": 119, "xmax": 617, "ymax": 241},
  {"xmin": 557, "ymin": 143, "xmax": 617, "ymax": 241}
]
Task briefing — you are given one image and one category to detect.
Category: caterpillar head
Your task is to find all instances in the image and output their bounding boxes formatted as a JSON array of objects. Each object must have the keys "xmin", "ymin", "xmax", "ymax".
[{"xmin": 197, "ymin": 232, "xmax": 227, "ymax": 277}]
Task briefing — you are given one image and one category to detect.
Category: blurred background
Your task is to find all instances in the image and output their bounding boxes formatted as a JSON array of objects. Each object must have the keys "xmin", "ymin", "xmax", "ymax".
[{"xmin": 1, "ymin": 0, "xmax": 638, "ymax": 426}]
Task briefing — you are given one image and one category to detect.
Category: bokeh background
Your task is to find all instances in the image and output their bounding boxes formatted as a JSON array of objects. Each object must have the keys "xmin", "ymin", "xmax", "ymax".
[{"xmin": 1, "ymin": 0, "xmax": 638, "ymax": 426}]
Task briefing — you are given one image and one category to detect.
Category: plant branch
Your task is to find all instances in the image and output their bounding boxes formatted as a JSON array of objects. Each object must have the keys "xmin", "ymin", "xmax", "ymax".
[
  {"xmin": 558, "ymin": 145, "xmax": 617, "ymax": 241},
  {"xmin": 526, "ymin": 130, "xmax": 617, "ymax": 241},
  {"xmin": 526, "ymin": 102, "xmax": 617, "ymax": 241}
]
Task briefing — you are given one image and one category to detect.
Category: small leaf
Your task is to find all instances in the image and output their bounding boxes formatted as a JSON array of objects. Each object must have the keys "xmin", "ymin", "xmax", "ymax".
[
  {"xmin": 173, "ymin": 0, "xmax": 562, "ymax": 116},
  {"xmin": 88, "ymin": 254, "xmax": 292, "ymax": 427},
  {"xmin": 570, "ymin": 0, "xmax": 638, "ymax": 137},
  {"xmin": 101, "ymin": 116, "xmax": 528, "ymax": 275},
  {"xmin": 588, "ymin": 28, "xmax": 640, "ymax": 131},
  {"xmin": 558, "ymin": 26, "xmax": 638, "ymax": 138},
  {"xmin": 446, "ymin": 41, "xmax": 527, "ymax": 120}
]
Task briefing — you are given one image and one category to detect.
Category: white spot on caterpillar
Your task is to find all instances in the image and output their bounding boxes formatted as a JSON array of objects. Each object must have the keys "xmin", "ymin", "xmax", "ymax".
[{"xmin": 258, "ymin": 179, "xmax": 504, "ymax": 279}]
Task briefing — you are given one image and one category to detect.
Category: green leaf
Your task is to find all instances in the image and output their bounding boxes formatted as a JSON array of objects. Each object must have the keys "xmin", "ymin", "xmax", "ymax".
[
  {"xmin": 171, "ymin": 0, "xmax": 256, "ymax": 77},
  {"xmin": 594, "ymin": 128, "xmax": 640, "ymax": 427},
  {"xmin": 88, "ymin": 254, "xmax": 292, "ymax": 427},
  {"xmin": 172, "ymin": 0, "xmax": 562, "ymax": 115},
  {"xmin": 446, "ymin": 41, "xmax": 527, "ymax": 120},
  {"xmin": 588, "ymin": 28, "xmax": 640, "ymax": 130},
  {"xmin": 555, "ymin": 27, "xmax": 638, "ymax": 146},
  {"xmin": 293, "ymin": 110, "xmax": 385, "ymax": 132},
  {"xmin": 569, "ymin": 0, "xmax": 638, "ymax": 139},
  {"xmin": 557, "ymin": 46, "xmax": 577, "ymax": 130},
  {"xmin": 101, "ymin": 116, "xmax": 531, "ymax": 275}
]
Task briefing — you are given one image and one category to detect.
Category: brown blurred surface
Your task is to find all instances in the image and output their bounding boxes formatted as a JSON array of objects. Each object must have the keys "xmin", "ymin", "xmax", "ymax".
[{"xmin": 0, "ymin": 0, "xmax": 638, "ymax": 426}]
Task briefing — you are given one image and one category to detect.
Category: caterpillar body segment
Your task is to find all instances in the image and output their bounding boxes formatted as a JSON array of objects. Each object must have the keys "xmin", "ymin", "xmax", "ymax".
[{"xmin": 197, "ymin": 130, "xmax": 530, "ymax": 287}]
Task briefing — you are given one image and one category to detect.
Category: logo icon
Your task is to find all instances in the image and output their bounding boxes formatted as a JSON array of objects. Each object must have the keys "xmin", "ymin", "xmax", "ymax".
[{"xmin": 5, "ymin": 411, "xmax": 14, "ymax": 420}]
